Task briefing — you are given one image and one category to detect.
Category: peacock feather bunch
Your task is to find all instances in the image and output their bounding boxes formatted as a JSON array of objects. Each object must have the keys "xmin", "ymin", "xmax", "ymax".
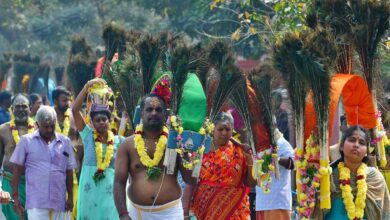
[
  {"xmin": 67, "ymin": 36, "xmax": 96, "ymax": 95},
  {"xmin": 313, "ymin": 0, "xmax": 353, "ymax": 73},
  {"xmin": 274, "ymin": 32, "xmax": 307, "ymax": 150},
  {"xmin": 349, "ymin": 0, "xmax": 390, "ymax": 91},
  {"xmin": 207, "ymin": 41, "xmax": 244, "ymax": 121},
  {"xmin": 248, "ymin": 61, "xmax": 278, "ymax": 148}
]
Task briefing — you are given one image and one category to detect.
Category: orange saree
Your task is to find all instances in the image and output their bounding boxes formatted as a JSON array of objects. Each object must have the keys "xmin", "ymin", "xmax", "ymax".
[{"xmin": 192, "ymin": 141, "xmax": 250, "ymax": 220}]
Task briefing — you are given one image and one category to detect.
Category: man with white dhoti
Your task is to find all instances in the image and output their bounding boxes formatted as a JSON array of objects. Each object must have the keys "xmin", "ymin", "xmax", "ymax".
[{"xmin": 114, "ymin": 95, "xmax": 196, "ymax": 220}]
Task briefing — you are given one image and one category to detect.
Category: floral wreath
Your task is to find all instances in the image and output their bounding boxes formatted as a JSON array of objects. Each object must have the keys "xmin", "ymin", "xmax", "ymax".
[
  {"xmin": 93, "ymin": 130, "xmax": 115, "ymax": 183},
  {"xmin": 254, "ymin": 146, "xmax": 279, "ymax": 194},
  {"xmin": 10, "ymin": 114, "xmax": 35, "ymax": 144},
  {"xmin": 295, "ymin": 133, "xmax": 322, "ymax": 220},
  {"xmin": 55, "ymin": 108, "xmax": 71, "ymax": 136},
  {"xmin": 134, "ymin": 124, "xmax": 169, "ymax": 180},
  {"xmin": 169, "ymin": 116, "xmax": 212, "ymax": 170}
]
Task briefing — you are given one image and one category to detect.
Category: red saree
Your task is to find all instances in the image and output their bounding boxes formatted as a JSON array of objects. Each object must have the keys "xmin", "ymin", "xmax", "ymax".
[{"xmin": 192, "ymin": 141, "xmax": 250, "ymax": 220}]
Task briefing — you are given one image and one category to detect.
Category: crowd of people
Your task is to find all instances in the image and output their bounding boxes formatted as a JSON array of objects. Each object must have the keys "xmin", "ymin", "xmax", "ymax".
[{"xmin": 0, "ymin": 77, "xmax": 387, "ymax": 220}]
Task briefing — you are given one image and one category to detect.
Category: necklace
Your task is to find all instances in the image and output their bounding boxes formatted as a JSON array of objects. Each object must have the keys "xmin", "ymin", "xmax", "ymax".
[
  {"xmin": 338, "ymin": 162, "xmax": 367, "ymax": 220},
  {"xmin": 10, "ymin": 114, "xmax": 35, "ymax": 144},
  {"xmin": 134, "ymin": 124, "xmax": 168, "ymax": 180},
  {"xmin": 55, "ymin": 108, "xmax": 71, "ymax": 136},
  {"xmin": 93, "ymin": 130, "xmax": 115, "ymax": 183}
]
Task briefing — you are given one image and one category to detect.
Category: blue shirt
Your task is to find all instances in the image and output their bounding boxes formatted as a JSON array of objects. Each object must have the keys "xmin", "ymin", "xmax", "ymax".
[{"xmin": 0, "ymin": 107, "xmax": 10, "ymax": 125}]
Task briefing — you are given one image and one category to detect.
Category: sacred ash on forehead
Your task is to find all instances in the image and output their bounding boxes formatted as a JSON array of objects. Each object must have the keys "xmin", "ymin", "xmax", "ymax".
[
  {"xmin": 149, "ymin": 97, "xmax": 161, "ymax": 108},
  {"xmin": 13, "ymin": 96, "xmax": 29, "ymax": 106}
]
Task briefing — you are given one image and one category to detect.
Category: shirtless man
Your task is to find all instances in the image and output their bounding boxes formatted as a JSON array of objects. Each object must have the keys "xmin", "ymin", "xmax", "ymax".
[
  {"xmin": 114, "ymin": 94, "xmax": 195, "ymax": 220},
  {"xmin": 0, "ymin": 94, "xmax": 34, "ymax": 220}
]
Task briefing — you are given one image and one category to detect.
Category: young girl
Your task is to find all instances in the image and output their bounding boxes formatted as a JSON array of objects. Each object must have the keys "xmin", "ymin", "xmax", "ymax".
[{"xmin": 318, "ymin": 125, "xmax": 390, "ymax": 220}]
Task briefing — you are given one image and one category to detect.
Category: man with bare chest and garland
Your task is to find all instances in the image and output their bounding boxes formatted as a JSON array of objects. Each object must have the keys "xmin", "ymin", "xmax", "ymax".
[
  {"xmin": 0, "ymin": 94, "xmax": 35, "ymax": 219},
  {"xmin": 114, "ymin": 94, "xmax": 195, "ymax": 220}
]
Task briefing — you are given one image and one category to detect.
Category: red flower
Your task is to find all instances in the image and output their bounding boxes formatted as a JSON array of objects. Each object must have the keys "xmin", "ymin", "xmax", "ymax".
[
  {"xmin": 107, "ymin": 140, "xmax": 114, "ymax": 145},
  {"xmin": 95, "ymin": 136, "xmax": 103, "ymax": 142},
  {"xmin": 356, "ymin": 175, "xmax": 365, "ymax": 180},
  {"xmin": 340, "ymin": 179, "xmax": 351, "ymax": 186},
  {"xmin": 97, "ymin": 169, "xmax": 104, "ymax": 174}
]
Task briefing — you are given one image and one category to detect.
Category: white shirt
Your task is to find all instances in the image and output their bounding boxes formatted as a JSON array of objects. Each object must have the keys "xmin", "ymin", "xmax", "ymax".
[{"xmin": 255, "ymin": 136, "xmax": 294, "ymax": 211}]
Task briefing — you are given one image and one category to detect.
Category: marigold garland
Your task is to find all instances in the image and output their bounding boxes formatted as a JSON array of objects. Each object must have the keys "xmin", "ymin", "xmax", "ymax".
[
  {"xmin": 338, "ymin": 162, "xmax": 367, "ymax": 220},
  {"xmin": 55, "ymin": 108, "xmax": 71, "ymax": 136},
  {"xmin": 93, "ymin": 130, "xmax": 115, "ymax": 183},
  {"xmin": 134, "ymin": 124, "xmax": 168, "ymax": 179},
  {"xmin": 10, "ymin": 114, "xmax": 35, "ymax": 144},
  {"xmin": 295, "ymin": 133, "xmax": 321, "ymax": 220}
]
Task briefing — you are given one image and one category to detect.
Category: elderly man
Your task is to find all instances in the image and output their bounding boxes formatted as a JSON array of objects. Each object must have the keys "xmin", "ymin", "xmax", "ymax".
[
  {"xmin": 10, "ymin": 106, "xmax": 76, "ymax": 220},
  {"xmin": 0, "ymin": 94, "xmax": 34, "ymax": 220},
  {"xmin": 114, "ymin": 94, "xmax": 195, "ymax": 220}
]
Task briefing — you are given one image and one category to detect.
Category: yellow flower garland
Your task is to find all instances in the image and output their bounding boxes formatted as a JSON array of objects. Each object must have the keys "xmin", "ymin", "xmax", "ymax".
[
  {"xmin": 338, "ymin": 162, "xmax": 367, "ymax": 220},
  {"xmin": 10, "ymin": 114, "xmax": 35, "ymax": 144},
  {"xmin": 134, "ymin": 124, "xmax": 168, "ymax": 168},
  {"xmin": 93, "ymin": 130, "xmax": 115, "ymax": 171},
  {"xmin": 55, "ymin": 108, "xmax": 71, "ymax": 136}
]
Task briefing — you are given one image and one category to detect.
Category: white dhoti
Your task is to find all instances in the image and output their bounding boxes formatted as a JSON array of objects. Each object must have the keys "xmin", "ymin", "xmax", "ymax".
[
  {"xmin": 129, "ymin": 198, "xmax": 184, "ymax": 220},
  {"xmin": 27, "ymin": 208, "xmax": 70, "ymax": 220}
]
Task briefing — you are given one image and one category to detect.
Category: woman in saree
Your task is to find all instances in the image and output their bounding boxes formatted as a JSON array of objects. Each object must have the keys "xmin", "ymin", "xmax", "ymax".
[
  {"xmin": 183, "ymin": 112, "xmax": 256, "ymax": 220},
  {"xmin": 315, "ymin": 125, "xmax": 390, "ymax": 220}
]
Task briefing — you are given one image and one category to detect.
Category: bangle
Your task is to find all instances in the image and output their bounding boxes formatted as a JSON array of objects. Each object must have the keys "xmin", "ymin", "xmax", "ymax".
[{"xmin": 118, "ymin": 210, "xmax": 129, "ymax": 217}]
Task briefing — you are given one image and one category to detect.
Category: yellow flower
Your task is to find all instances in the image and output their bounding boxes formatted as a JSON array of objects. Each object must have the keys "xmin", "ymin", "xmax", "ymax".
[
  {"xmin": 10, "ymin": 114, "xmax": 35, "ymax": 144},
  {"xmin": 338, "ymin": 162, "xmax": 367, "ymax": 219},
  {"xmin": 300, "ymin": 193, "xmax": 307, "ymax": 201},
  {"xmin": 55, "ymin": 108, "xmax": 71, "ymax": 136},
  {"xmin": 94, "ymin": 130, "xmax": 115, "ymax": 171},
  {"xmin": 178, "ymin": 127, "xmax": 184, "ymax": 135},
  {"xmin": 170, "ymin": 115, "xmax": 177, "ymax": 123},
  {"xmin": 184, "ymin": 163, "xmax": 193, "ymax": 169},
  {"xmin": 176, "ymin": 149, "xmax": 182, "ymax": 154},
  {"xmin": 199, "ymin": 127, "xmax": 206, "ymax": 135},
  {"xmin": 295, "ymin": 148, "xmax": 304, "ymax": 156},
  {"xmin": 135, "ymin": 124, "xmax": 168, "ymax": 168},
  {"xmin": 198, "ymin": 146, "xmax": 205, "ymax": 154},
  {"xmin": 312, "ymin": 182, "xmax": 320, "ymax": 188}
]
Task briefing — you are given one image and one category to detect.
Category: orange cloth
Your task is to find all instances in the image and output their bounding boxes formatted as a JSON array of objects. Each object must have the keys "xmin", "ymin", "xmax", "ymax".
[
  {"xmin": 304, "ymin": 74, "xmax": 376, "ymax": 143},
  {"xmin": 192, "ymin": 141, "xmax": 250, "ymax": 220},
  {"xmin": 256, "ymin": 210, "xmax": 291, "ymax": 220}
]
